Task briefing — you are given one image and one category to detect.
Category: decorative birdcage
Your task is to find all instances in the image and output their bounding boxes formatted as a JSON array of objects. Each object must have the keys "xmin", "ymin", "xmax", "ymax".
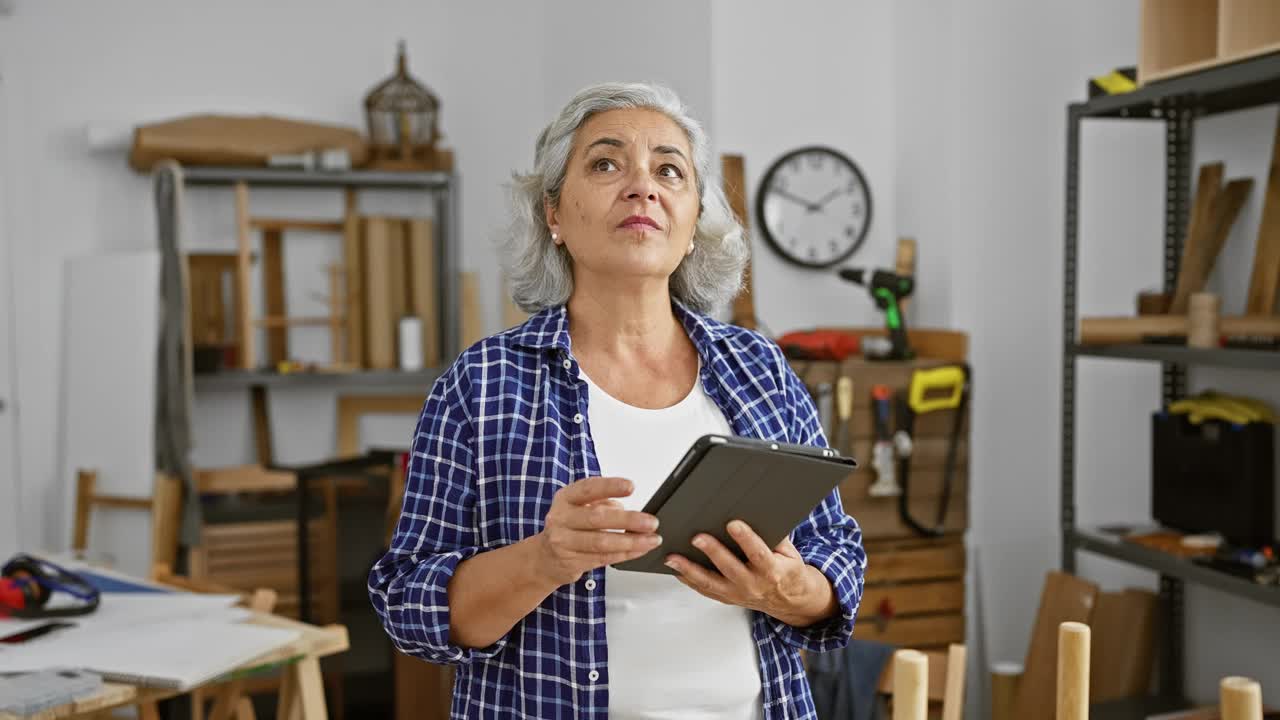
[{"xmin": 364, "ymin": 41, "xmax": 441, "ymax": 167}]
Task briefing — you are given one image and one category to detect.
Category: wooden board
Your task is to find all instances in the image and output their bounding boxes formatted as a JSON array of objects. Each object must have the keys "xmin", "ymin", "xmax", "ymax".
[
  {"xmin": 406, "ymin": 218, "xmax": 440, "ymax": 367},
  {"xmin": 853, "ymin": 612, "xmax": 965, "ymax": 647},
  {"xmin": 1089, "ymin": 588, "xmax": 1159, "ymax": 702},
  {"xmin": 363, "ymin": 217, "xmax": 396, "ymax": 370},
  {"xmin": 343, "ymin": 190, "xmax": 365, "ymax": 368},
  {"xmin": 861, "ymin": 580, "xmax": 965, "ymax": 617},
  {"xmin": 1012, "ymin": 572, "xmax": 1100, "ymax": 720},
  {"xmin": 721, "ymin": 154, "xmax": 757, "ymax": 330},
  {"xmin": 459, "ymin": 271, "xmax": 483, "ymax": 349},
  {"xmin": 1170, "ymin": 163, "xmax": 1224, "ymax": 314},
  {"xmin": 1171, "ymin": 176, "xmax": 1251, "ymax": 314},
  {"xmin": 262, "ymin": 227, "xmax": 287, "ymax": 364},
  {"xmin": 394, "ymin": 652, "xmax": 453, "ymax": 720},
  {"xmin": 336, "ymin": 395, "xmax": 423, "ymax": 458},
  {"xmin": 864, "ymin": 542, "xmax": 966, "ymax": 584},
  {"xmin": 853, "ymin": 495, "xmax": 967, "ymax": 540},
  {"xmin": 1247, "ymin": 117, "xmax": 1280, "ymax": 314},
  {"xmin": 234, "ymin": 181, "xmax": 256, "ymax": 369},
  {"xmin": 388, "ymin": 218, "xmax": 409, "ymax": 332}
]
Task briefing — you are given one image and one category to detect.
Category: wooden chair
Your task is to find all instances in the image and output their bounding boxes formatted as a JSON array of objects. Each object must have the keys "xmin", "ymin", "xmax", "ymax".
[
  {"xmin": 881, "ymin": 643, "xmax": 967, "ymax": 720},
  {"xmin": 73, "ymin": 471, "xmax": 275, "ymax": 720}
]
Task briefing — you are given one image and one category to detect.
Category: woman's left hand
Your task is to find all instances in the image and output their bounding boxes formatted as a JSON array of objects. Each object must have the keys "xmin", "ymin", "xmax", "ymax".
[{"xmin": 665, "ymin": 520, "xmax": 839, "ymax": 628}]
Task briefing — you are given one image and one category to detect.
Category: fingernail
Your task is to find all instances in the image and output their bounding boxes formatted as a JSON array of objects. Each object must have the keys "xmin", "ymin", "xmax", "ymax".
[
  {"xmin": 728, "ymin": 521, "xmax": 744, "ymax": 534},
  {"xmin": 647, "ymin": 516, "xmax": 660, "ymax": 531},
  {"xmin": 648, "ymin": 534, "xmax": 663, "ymax": 546},
  {"xmin": 664, "ymin": 559, "xmax": 678, "ymax": 571},
  {"xmin": 692, "ymin": 536, "xmax": 706, "ymax": 549}
]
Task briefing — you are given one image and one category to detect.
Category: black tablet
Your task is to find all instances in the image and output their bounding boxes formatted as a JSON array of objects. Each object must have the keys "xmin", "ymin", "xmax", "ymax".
[{"xmin": 612, "ymin": 434, "xmax": 858, "ymax": 575}]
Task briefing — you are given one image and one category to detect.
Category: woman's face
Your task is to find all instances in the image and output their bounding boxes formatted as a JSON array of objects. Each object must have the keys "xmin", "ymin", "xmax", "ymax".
[{"xmin": 546, "ymin": 108, "xmax": 700, "ymax": 287}]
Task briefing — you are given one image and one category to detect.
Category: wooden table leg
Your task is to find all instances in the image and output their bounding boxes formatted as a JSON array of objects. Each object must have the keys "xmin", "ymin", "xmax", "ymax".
[
  {"xmin": 277, "ymin": 666, "xmax": 299, "ymax": 720},
  {"xmin": 208, "ymin": 680, "xmax": 246, "ymax": 720},
  {"xmin": 290, "ymin": 656, "xmax": 329, "ymax": 720}
]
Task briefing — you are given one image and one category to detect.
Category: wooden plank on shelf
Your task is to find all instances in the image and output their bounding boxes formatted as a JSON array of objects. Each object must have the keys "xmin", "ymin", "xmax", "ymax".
[
  {"xmin": 336, "ymin": 394, "xmax": 423, "ymax": 458},
  {"xmin": 1220, "ymin": 0, "xmax": 1280, "ymax": 57},
  {"xmin": 234, "ymin": 181, "xmax": 255, "ymax": 369},
  {"xmin": 1248, "ymin": 116, "xmax": 1280, "ymax": 314},
  {"xmin": 249, "ymin": 218, "xmax": 344, "ymax": 233},
  {"xmin": 343, "ymin": 190, "xmax": 364, "ymax": 368},
  {"xmin": 1169, "ymin": 163, "xmax": 1224, "ymax": 314},
  {"xmin": 459, "ymin": 271, "xmax": 483, "ymax": 349},
  {"xmin": 251, "ymin": 384, "xmax": 272, "ymax": 465},
  {"xmin": 388, "ymin": 218, "xmax": 409, "ymax": 331},
  {"xmin": 406, "ymin": 218, "xmax": 440, "ymax": 367},
  {"xmin": 363, "ymin": 216, "xmax": 396, "ymax": 370}
]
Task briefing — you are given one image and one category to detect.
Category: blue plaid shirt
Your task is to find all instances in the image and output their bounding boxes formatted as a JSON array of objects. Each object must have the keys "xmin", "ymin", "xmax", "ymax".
[{"xmin": 369, "ymin": 299, "xmax": 866, "ymax": 719}]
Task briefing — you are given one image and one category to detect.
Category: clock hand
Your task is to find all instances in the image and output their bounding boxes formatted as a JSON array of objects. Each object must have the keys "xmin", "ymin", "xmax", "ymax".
[
  {"xmin": 772, "ymin": 188, "xmax": 821, "ymax": 212},
  {"xmin": 813, "ymin": 187, "xmax": 849, "ymax": 210}
]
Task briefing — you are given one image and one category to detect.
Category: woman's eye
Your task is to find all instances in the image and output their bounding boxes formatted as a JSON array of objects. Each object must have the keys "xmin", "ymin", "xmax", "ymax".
[
  {"xmin": 659, "ymin": 164, "xmax": 684, "ymax": 179},
  {"xmin": 594, "ymin": 158, "xmax": 618, "ymax": 172}
]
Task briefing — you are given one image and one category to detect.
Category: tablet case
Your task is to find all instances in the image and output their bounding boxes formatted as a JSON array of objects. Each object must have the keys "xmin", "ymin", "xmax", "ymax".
[{"xmin": 612, "ymin": 434, "xmax": 857, "ymax": 575}]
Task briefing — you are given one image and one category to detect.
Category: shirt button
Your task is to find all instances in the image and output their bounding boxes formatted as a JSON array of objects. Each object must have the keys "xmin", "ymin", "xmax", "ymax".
[
  {"xmin": 573, "ymin": 413, "xmax": 583, "ymax": 424},
  {"xmin": 588, "ymin": 670, "xmax": 600, "ymax": 682},
  {"xmin": 584, "ymin": 579, "xmax": 597, "ymax": 591},
  {"xmin": 562, "ymin": 359, "xmax": 572, "ymax": 370}
]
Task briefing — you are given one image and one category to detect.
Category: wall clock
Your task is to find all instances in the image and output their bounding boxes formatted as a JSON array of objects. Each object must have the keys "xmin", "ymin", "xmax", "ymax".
[{"xmin": 755, "ymin": 146, "xmax": 872, "ymax": 268}]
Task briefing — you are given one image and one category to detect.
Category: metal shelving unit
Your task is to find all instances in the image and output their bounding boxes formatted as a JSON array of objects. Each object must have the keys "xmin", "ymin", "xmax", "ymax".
[
  {"xmin": 174, "ymin": 164, "xmax": 462, "ymax": 381},
  {"xmin": 1062, "ymin": 52, "xmax": 1280, "ymax": 702}
]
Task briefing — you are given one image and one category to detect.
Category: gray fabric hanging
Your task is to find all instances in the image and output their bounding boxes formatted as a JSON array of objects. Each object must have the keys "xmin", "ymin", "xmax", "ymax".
[{"xmin": 152, "ymin": 160, "xmax": 202, "ymax": 547}]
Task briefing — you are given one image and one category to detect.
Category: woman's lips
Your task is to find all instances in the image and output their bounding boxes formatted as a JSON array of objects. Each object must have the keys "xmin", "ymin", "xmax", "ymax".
[{"xmin": 618, "ymin": 215, "xmax": 661, "ymax": 231}]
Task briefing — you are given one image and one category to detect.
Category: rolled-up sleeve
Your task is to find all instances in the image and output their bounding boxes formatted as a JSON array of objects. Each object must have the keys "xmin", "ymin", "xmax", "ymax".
[
  {"xmin": 368, "ymin": 365, "xmax": 508, "ymax": 666},
  {"xmin": 768, "ymin": 356, "xmax": 867, "ymax": 653}
]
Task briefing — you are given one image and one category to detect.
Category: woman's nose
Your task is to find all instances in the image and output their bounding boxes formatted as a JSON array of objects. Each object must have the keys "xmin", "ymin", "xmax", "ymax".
[{"xmin": 622, "ymin": 167, "xmax": 658, "ymax": 203}]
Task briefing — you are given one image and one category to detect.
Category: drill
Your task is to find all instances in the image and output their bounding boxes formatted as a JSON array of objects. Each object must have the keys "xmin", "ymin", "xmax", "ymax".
[{"xmin": 838, "ymin": 268, "xmax": 914, "ymax": 360}]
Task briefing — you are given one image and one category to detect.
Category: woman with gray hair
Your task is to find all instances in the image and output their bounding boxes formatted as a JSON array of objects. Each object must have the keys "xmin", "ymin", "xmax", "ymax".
[{"xmin": 370, "ymin": 82, "xmax": 865, "ymax": 719}]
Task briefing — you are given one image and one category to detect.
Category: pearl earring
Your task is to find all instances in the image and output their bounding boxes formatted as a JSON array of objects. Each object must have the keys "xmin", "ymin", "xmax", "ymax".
[
  {"xmin": 687, "ymin": 242, "xmax": 695, "ymax": 255},
  {"xmin": 551, "ymin": 231, "xmax": 559, "ymax": 243}
]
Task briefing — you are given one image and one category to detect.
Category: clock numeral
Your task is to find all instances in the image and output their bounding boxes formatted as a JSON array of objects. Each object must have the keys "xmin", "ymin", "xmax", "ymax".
[
  {"xmin": 791, "ymin": 237, "xmax": 801, "ymax": 247},
  {"xmin": 807, "ymin": 154, "xmax": 824, "ymax": 170},
  {"xmin": 788, "ymin": 158, "xmax": 800, "ymax": 172},
  {"xmin": 828, "ymin": 240, "xmax": 839, "ymax": 252},
  {"xmin": 773, "ymin": 176, "xmax": 789, "ymax": 192},
  {"xmin": 846, "ymin": 179, "xmax": 859, "ymax": 193},
  {"xmin": 844, "ymin": 226, "xmax": 857, "ymax": 238},
  {"xmin": 852, "ymin": 203, "xmax": 863, "ymax": 217},
  {"xmin": 807, "ymin": 247, "xmax": 818, "ymax": 260}
]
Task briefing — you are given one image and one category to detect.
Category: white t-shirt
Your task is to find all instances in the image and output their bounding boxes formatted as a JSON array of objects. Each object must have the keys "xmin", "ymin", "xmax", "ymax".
[{"xmin": 582, "ymin": 367, "xmax": 765, "ymax": 720}]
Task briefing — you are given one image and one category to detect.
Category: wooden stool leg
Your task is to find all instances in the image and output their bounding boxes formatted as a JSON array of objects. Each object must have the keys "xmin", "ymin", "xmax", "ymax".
[
  {"xmin": 234, "ymin": 697, "xmax": 257, "ymax": 720},
  {"xmin": 892, "ymin": 649, "xmax": 928, "ymax": 720},
  {"xmin": 1221, "ymin": 676, "xmax": 1263, "ymax": 720},
  {"xmin": 278, "ymin": 668, "xmax": 300, "ymax": 720},
  {"xmin": 942, "ymin": 643, "xmax": 967, "ymax": 720},
  {"xmin": 138, "ymin": 702, "xmax": 162, "ymax": 720},
  {"xmin": 1056, "ymin": 622, "xmax": 1091, "ymax": 720}
]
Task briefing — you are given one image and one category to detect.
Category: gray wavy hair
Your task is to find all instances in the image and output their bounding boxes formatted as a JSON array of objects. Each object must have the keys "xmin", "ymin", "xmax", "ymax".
[{"xmin": 502, "ymin": 82, "xmax": 747, "ymax": 314}]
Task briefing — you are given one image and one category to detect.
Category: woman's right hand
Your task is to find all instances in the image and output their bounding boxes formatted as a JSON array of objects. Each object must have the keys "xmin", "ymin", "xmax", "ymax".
[{"xmin": 535, "ymin": 476, "xmax": 662, "ymax": 585}]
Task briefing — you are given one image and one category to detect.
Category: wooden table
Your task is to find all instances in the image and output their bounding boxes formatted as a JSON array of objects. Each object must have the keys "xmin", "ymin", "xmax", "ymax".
[{"xmin": 0, "ymin": 610, "xmax": 349, "ymax": 720}]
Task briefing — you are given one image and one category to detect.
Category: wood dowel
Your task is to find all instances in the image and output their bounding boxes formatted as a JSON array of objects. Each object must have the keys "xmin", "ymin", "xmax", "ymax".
[
  {"xmin": 893, "ymin": 649, "xmax": 929, "ymax": 720},
  {"xmin": 1220, "ymin": 676, "xmax": 1263, "ymax": 720},
  {"xmin": 1056, "ymin": 621, "xmax": 1090, "ymax": 720},
  {"xmin": 1079, "ymin": 314, "xmax": 1280, "ymax": 344},
  {"xmin": 942, "ymin": 644, "xmax": 967, "ymax": 720}
]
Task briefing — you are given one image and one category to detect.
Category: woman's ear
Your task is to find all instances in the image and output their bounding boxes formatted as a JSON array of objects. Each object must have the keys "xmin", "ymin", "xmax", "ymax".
[{"xmin": 543, "ymin": 196, "xmax": 560, "ymax": 243}]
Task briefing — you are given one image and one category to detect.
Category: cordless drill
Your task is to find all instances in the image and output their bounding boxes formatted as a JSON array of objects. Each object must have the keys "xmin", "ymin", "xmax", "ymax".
[{"xmin": 838, "ymin": 268, "xmax": 915, "ymax": 361}]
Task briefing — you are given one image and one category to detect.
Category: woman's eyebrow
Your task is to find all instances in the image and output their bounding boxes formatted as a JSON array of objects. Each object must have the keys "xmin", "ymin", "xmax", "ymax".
[
  {"xmin": 585, "ymin": 137, "xmax": 624, "ymax": 153},
  {"xmin": 653, "ymin": 145, "xmax": 689, "ymax": 164}
]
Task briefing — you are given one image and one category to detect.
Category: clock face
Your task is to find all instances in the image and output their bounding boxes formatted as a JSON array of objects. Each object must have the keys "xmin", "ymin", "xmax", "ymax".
[{"xmin": 755, "ymin": 146, "xmax": 872, "ymax": 268}]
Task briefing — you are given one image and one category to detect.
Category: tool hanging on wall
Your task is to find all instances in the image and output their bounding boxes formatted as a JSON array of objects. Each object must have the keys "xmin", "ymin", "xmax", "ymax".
[
  {"xmin": 895, "ymin": 365, "xmax": 970, "ymax": 537},
  {"xmin": 867, "ymin": 384, "xmax": 901, "ymax": 497},
  {"xmin": 835, "ymin": 376, "xmax": 853, "ymax": 454},
  {"xmin": 838, "ymin": 267, "xmax": 915, "ymax": 360}
]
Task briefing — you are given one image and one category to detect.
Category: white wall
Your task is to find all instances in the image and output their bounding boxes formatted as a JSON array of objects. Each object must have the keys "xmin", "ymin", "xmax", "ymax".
[
  {"xmin": 0, "ymin": 0, "xmax": 551, "ymax": 549},
  {"xmin": 710, "ymin": 0, "xmax": 899, "ymax": 336},
  {"xmin": 0, "ymin": 56, "xmax": 17, "ymax": 561}
]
